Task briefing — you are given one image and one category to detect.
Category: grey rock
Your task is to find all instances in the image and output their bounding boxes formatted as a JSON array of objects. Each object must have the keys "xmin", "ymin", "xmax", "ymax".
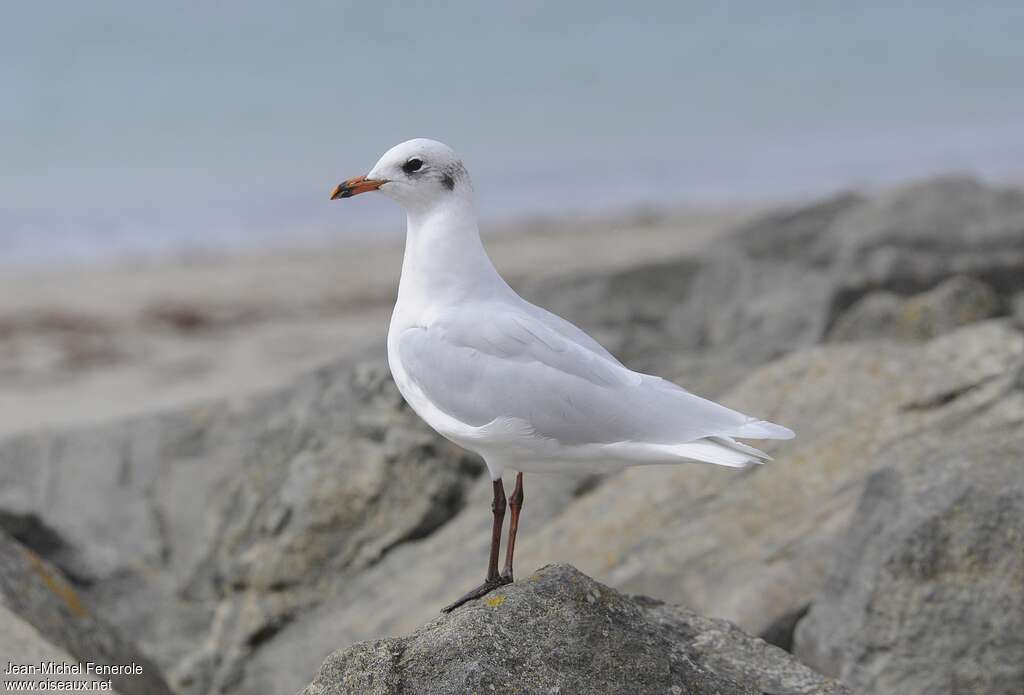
[
  {"xmin": 524, "ymin": 258, "xmax": 703, "ymax": 367},
  {"xmin": 3, "ymin": 178, "xmax": 1024, "ymax": 695},
  {"xmin": 668, "ymin": 191, "xmax": 864, "ymax": 362},
  {"xmin": 0, "ymin": 530, "xmax": 173, "ymax": 695},
  {"xmin": 228, "ymin": 461, "xmax": 587, "ymax": 695},
  {"xmin": 509, "ymin": 320, "xmax": 1023, "ymax": 642},
  {"xmin": 758, "ymin": 603, "xmax": 811, "ymax": 653},
  {"xmin": 1012, "ymin": 291, "xmax": 1024, "ymax": 328},
  {"xmin": 0, "ymin": 355, "xmax": 482, "ymax": 695},
  {"xmin": 827, "ymin": 275, "xmax": 1001, "ymax": 342},
  {"xmin": 794, "ymin": 431, "xmax": 1024, "ymax": 695},
  {"xmin": 0, "ymin": 602, "xmax": 125, "ymax": 694},
  {"xmin": 298, "ymin": 564, "xmax": 848, "ymax": 695},
  {"xmin": 527, "ymin": 177, "xmax": 1023, "ymax": 388},
  {"xmin": 668, "ymin": 177, "xmax": 1024, "ymax": 363}
]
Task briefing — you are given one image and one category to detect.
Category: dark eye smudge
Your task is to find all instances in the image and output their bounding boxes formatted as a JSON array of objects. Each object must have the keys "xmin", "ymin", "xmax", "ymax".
[{"xmin": 441, "ymin": 172, "xmax": 455, "ymax": 191}]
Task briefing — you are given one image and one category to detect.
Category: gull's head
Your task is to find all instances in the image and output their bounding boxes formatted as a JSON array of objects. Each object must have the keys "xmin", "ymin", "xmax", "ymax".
[{"xmin": 330, "ymin": 138, "xmax": 470, "ymax": 212}]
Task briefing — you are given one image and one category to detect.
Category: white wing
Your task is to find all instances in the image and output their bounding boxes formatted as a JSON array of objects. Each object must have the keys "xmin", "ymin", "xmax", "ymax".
[
  {"xmin": 397, "ymin": 304, "xmax": 790, "ymax": 447},
  {"xmin": 519, "ymin": 302, "xmax": 624, "ymax": 365}
]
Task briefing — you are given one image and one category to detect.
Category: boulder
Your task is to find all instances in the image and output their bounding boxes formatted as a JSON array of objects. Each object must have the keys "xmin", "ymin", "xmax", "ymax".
[
  {"xmin": 0, "ymin": 355, "xmax": 483, "ymax": 695},
  {"xmin": 1012, "ymin": 291, "xmax": 1024, "ymax": 327},
  {"xmin": 214, "ymin": 458, "xmax": 588, "ymax": 695},
  {"xmin": 524, "ymin": 258, "xmax": 703, "ymax": 367},
  {"xmin": 827, "ymin": 275, "xmax": 1001, "ymax": 342},
  {"xmin": 2, "ymin": 323, "xmax": 1020, "ymax": 695},
  {"xmin": 794, "ymin": 430, "xmax": 1024, "ymax": 694},
  {"xmin": 299, "ymin": 564, "xmax": 848, "ymax": 695},
  {"xmin": 667, "ymin": 191, "xmax": 865, "ymax": 362},
  {"xmin": 508, "ymin": 320, "xmax": 1023, "ymax": 640},
  {"xmin": 0, "ymin": 530, "xmax": 173, "ymax": 695},
  {"xmin": 526, "ymin": 177, "xmax": 1024, "ymax": 392},
  {"xmin": 267, "ymin": 323, "xmax": 1021, "ymax": 695},
  {"xmin": 0, "ymin": 602, "xmax": 125, "ymax": 694},
  {"xmin": 667, "ymin": 177, "xmax": 1024, "ymax": 363}
]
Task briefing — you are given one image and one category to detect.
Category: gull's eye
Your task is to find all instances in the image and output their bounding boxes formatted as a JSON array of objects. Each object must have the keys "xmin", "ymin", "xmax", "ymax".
[{"xmin": 402, "ymin": 158, "xmax": 423, "ymax": 174}]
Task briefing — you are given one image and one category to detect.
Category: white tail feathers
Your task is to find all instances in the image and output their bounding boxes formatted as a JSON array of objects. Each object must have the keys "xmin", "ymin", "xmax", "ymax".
[
  {"xmin": 674, "ymin": 418, "xmax": 796, "ymax": 468},
  {"xmin": 668, "ymin": 436, "xmax": 771, "ymax": 469},
  {"xmin": 710, "ymin": 436, "xmax": 772, "ymax": 461}
]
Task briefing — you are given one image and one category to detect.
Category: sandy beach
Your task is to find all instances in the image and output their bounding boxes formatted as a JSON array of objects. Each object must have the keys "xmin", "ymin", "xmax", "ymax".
[{"xmin": 0, "ymin": 206, "xmax": 755, "ymax": 437}]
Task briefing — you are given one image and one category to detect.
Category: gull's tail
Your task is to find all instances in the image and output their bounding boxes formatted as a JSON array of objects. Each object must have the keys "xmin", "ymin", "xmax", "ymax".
[{"xmin": 667, "ymin": 420, "xmax": 796, "ymax": 469}]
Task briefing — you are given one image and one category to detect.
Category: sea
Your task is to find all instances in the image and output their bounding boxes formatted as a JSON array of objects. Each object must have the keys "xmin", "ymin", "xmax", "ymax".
[{"xmin": 3, "ymin": 1, "xmax": 1023, "ymax": 267}]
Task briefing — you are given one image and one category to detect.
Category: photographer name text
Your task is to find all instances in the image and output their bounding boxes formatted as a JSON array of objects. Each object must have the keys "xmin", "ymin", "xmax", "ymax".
[{"xmin": 4, "ymin": 662, "xmax": 142, "ymax": 677}]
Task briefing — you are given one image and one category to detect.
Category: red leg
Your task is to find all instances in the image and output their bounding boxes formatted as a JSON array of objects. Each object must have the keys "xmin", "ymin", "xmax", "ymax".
[
  {"xmin": 441, "ymin": 478, "xmax": 511, "ymax": 612},
  {"xmin": 501, "ymin": 472, "xmax": 524, "ymax": 581}
]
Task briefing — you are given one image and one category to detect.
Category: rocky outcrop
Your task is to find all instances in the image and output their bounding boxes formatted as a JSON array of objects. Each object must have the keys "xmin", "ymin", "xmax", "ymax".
[
  {"xmin": 0, "ymin": 355, "xmax": 482, "ymax": 695},
  {"xmin": 0, "ymin": 603, "xmax": 125, "ymax": 694},
  {"xmin": 510, "ymin": 320, "xmax": 1023, "ymax": 637},
  {"xmin": 299, "ymin": 564, "xmax": 848, "ymax": 695},
  {"xmin": 205, "ymin": 320, "xmax": 1021, "ymax": 695},
  {"xmin": 794, "ymin": 431, "xmax": 1024, "ymax": 695},
  {"xmin": 526, "ymin": 176, "xmax": 1024, "ymax": 393},
  {"xmin": 827, "ymin": 275, "xmax": 1001, "ymax": 342},
  {"xmin": 0, "ymin": 530, "xmax": 173, "ymax": 695}
]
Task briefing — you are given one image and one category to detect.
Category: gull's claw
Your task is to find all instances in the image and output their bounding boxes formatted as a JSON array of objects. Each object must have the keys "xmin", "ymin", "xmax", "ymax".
[{"xmin": 440, "ymin": 575, "xmax": 513, "ymax": 613}]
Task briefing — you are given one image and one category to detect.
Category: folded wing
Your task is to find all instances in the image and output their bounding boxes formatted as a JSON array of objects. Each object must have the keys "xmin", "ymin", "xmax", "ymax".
[{"xmin": 397, "ymin": 306, "xmax": 793, "ymax": 449}]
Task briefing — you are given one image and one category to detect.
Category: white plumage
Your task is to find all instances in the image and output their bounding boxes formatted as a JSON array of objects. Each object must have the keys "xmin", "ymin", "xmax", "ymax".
[{"xmin": 343, "ymin": 138, "xmax": 794, "ymax": 482}]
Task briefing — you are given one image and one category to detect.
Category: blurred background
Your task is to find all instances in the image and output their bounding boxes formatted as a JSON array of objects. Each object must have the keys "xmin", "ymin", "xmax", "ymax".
[
  {"xmin": 1, "ymin": 4, "xmax": 1022, "ymax": 695},
  {"xmin": 4, "ymin": 1, "xmax": 1024, "ymax": 264}
]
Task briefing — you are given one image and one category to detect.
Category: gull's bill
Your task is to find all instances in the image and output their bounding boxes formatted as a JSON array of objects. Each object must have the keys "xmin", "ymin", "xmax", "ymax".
[{"xmin": 330, "ymin": 175, "xmax": 386, "ymax": 200}]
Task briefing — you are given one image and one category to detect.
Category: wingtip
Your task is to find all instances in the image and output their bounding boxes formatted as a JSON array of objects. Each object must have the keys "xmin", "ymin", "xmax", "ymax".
[
  {"xmin": 774, "ymin": 425, "xmax": 796, "ymax": 440},
  {"xmin": 738, "ymin": 420, "xmax": 796, "ymax": 440}
]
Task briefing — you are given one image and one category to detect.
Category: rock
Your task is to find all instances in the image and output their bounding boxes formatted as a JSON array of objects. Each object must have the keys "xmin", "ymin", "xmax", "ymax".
[
  {"xmin": 507, "ymin": 320, "xmax": 1023, "ymax": 641},
  {"xmin": 298, "ymin": 564, "xmax": 848, "ymax": 695},
  {"xmin": 225, "ymin": 462, "xmax": 587, "ymax": 695},
  {"xmin": 793, "ymin": 430, "xmax": 1024, "ymax": 695},
  {"xmin": 0, "ymin": 602, "xmax": 126, "ymax": 694},
  {"xmin": 523, "ymin": 258, "xmax": 703, "ymax": 366},
  {"xmin": 827, "ymin": 275, "xmax": 1001, "ymax": 342},
  {"xmin": 4, "ymin": 178, "xmax": 1023, "ymax": 695},
  {"xmin": 758, "ymin": 603, "xmax": 810, "ymax": 653},
  {"xmin": 0, "ymin": 530, "xmax": 173, "ymax": 695},
  {"xmin": 526, "ymin": 178, "xmax": 1023, "ymax": 390},
  {"xmin": 825, "ymin": 176, "xmax": 1024, "ymax": 294},
  {"xmin": 668, "ymin": 191, "xmax": 865, "ymax": 362},
  {"xmin": 1012, "ymin": 291, "xmax": 1024, "ymax": 328},
  {"xmin": 3, "ymin": 322, "xmax": 1021, "ymax": 695},
  {"xmin": 667, "ymin": 177, "xmax": 1024, "ymax": 363},
  {"xmin": 0, "ymin": 354, "xmax": 483, "ymax": 695}
]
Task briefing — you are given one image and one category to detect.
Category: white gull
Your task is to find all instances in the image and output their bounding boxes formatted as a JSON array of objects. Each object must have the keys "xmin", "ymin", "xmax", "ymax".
[{"xmin": 330, "ymin": 138, "xmax": 794, "ymax": 611}]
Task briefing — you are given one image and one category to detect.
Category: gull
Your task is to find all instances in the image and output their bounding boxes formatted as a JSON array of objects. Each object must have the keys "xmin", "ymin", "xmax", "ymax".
[{"xmin": 330, "ymin": 139, "xmax": 794, "ymax": 612}]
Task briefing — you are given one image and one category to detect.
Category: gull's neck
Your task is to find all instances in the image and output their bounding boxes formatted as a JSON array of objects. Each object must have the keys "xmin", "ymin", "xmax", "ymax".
[{"xmin": 396, "ymin": 193, "xmax": 510, "ymax": 313}]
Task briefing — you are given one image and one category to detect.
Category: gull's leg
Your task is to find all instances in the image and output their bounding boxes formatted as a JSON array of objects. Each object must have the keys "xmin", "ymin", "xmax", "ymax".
[
  {"xmin": 501, "ymin": 472, "xmax": 524, "ymax": 582},
  {"xmin": 441, "ymin": 478, "xmax": 510, "ymax": 612},
  {"xmin": 484, "ymin": 478, "xmax": 507, "ymax": 584}
]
